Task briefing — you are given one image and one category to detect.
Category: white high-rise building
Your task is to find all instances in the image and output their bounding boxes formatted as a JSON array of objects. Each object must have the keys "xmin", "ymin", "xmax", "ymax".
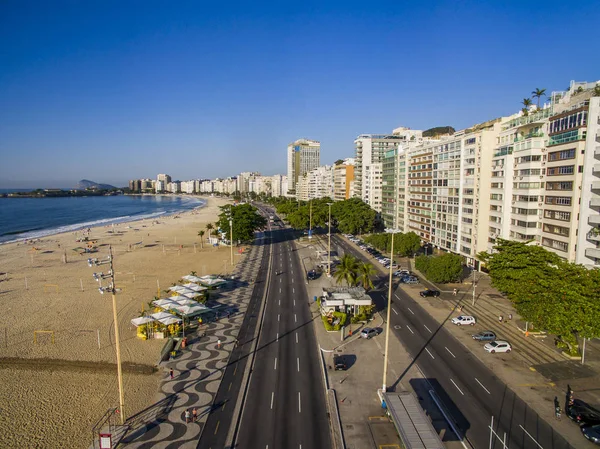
[
  {"xmin": 287, "ymin": 139, "xmax": 320, "ymax": 194},
  {"xmin": 296, "ymin": 165, "xmax": 334, "ymax": 201}
]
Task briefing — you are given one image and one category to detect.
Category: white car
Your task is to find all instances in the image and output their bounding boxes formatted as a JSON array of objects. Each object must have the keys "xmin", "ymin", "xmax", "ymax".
[
  {"xmin": 484, "ymin": 340, "xmax": 512, "ymax": 353},
  {"xmin": 451, "ymin": 315, "xmax": 476, "ymax": 326}
]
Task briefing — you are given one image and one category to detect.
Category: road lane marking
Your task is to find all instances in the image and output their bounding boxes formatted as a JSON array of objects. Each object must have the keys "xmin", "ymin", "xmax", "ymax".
[
  {"xmin": 278, "ymin": 314, "xmax": 280, "ymax": 322},
  {"xmin": 394, "ymin": 294, "xmax": 400, "ymax": 300},
  {"xmin": 294, "ymin": 299, "xmax": 296, "ymax": 306},
  {"xmin": 293, "ymin": 288, "xmax": 295, "ymax": 293},
  {"xmin": 279, "ymin": 288, "xmax": 281, "ymax": 294},
  {"xmin": 297, "ymin": 357, "xmax": 300, "ymax": 372},
  {"xmin": 406, "ymin": 325, "xmax": 414, "ymax": 334},
  {"xmin": 280, "ymin": 278, "xmax": 282, "ymax": 283},
  {"xmin": 519, "ymin": 425, "xmax": 544, "ymax": 449},
  {"xmin": 292, "ymin": 278, "xmax": 294, "ymax": 283},
  {"xmin": 274, "ymin": 358, "xmax": 277, "ymax": 370},
  {"xmin": 475, "ymin": 378, "xmax": 491, "ymax": 395},
  {"xmin": 271, "ymin": 392, "xmax": 274, "ymax": 409},
  {"xmin": 450, "ymin": 379, "xmax": 464, "ymax": 395},
  {"xmin": 229, "ymin": 382, "xmax": 232, "ymax": 391},
  {"xmin": 424, "ymin": 324, "xmax": 432, "ymax": 333},
  {"xmin": 295, "ymin": 314, "xmax": 297, "ymax": 323},
  {"xmin": 276, "ymin": 333, "xmax": 279, "ymax": 341},
  {"xmin": 445, "ymin": 347, "xmax": 456, "ymax": 358},
  {"xmin": 278, "ymin": 299, "xmax": 280, "ymax": 305},
  {"xmin": 234, "ymin": 364, "xmax": 238, "ymax": 375},
  {"xmin": 392, "ymin": 307, "xmax": 398, "ymax": 315},
  {"xmin": 407, "ymin": 307, "xmax": 414, "ymax": 315},
  {"xmin": 298, "ymin": 392, "xmax": 301, "ymax": 413},
  {"xmin": 214, "ymin": 420, "xmax": 220, "ymax": 434},
  {"xmin": 425, "ymin": 348, "xmax": 435, "ymax": 359},
  {"xmin": 296, "ymin": 333, "xmax": 298, "ymax": 344}
]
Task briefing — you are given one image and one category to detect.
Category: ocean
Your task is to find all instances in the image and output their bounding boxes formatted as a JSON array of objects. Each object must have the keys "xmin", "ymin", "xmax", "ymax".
[{"xmin": 0, "ymin": 194, "xmax": 206, "ymax": 244}]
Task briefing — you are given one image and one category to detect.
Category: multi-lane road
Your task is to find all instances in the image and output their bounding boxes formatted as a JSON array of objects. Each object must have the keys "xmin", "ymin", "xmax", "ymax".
[
  {"xmin": 198, "ymin": 211, "xmax": 331, "ymax": 449},
  {"xmin": 333, "ymin": 234, "xmax": 577, "ymax": 449}
]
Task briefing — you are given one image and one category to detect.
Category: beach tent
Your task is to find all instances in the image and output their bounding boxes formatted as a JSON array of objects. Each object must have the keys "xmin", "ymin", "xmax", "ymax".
[
  {"xmin": 151, "ymin": 311, "xmax": 182, "ymax": 325},
  {"xmin": 198, "ymin": 275, "xmax": 228, "ymax": 288},
  {"xmin": 131, "ymin": 316, "xmax": 155, "ymax": 327},
  {"xmin": 171, "ymin": 303, "xmax": 209, "ymax": 317},
  {"xmin": 152, "ymin": 298, "xmax": 179, "ymax": 308},
  {"xmin": 182, "ymin": 291, "xmax": 203, "ymax": 299},
  {"xmin": 171, "ymin": 297, "xmax": 197, "ymax": 306},
  {"xmin": 182, "ymin": 275, "xmax": 203, "ymax": 283},
  {"xmin": 168, "ymin": 295, "xmax": 193, "ymax": 302},
  {"xmin": 169, "ymin": 285, "xmax": 195, "ymax": 294},
  {"xmin": 182, "ymin": 283, "xmax": 208, "ymax": 292}
]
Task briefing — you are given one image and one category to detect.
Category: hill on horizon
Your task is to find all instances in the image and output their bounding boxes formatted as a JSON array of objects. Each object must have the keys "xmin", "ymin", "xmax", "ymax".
[
  {"xmin": 76, "ymin": 179, "xmax": 117, "ymax": 190},
  {"xmin": 423, "ymin": 126, "xmax": 455, "ymax": 137}
]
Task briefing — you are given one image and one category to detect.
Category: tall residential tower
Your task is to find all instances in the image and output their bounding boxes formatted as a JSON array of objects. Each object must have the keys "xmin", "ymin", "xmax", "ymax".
[{"xmin": 287, "ymin": 139, "xmax": 320, "ymax": 194}]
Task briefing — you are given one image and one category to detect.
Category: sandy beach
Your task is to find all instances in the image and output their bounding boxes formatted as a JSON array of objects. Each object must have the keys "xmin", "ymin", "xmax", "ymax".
[{"xmin": 0, "ymin": 196, "xmax": 236, "ymax": 448}]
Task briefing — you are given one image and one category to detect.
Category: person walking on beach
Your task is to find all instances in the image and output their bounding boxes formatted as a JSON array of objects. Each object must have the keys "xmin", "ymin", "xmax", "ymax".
[
  {"xmin": 192, "ymin": 407, "xmax": 198, "ymax": 422},
  {"xmin": 169, "ymin": 368, "xmax": 174, "ymax": 380},
  {"xmin": 508, "ymin": 313, "xmax": 513, "ymax": 322},
  {"xmin": 453, "ymin": 288, "xmax": 457, "ymax": 296},
  {"xmin": 185, "ymin": 409, "xmax": 190, "ymax": 423},
  {"xmin": 499, "ymin": 315, "xmax": 503, "ymax": 324}
]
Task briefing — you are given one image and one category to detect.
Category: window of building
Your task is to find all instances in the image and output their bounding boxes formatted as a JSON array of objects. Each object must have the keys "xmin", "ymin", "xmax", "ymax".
[
  {"xmin": 546, "ymin": 181, "xmax": 573, "ymax": 191},
  {"xmin": 545, "ymin": 196, "xmax": 572, "ymax": 206},
  {"xmin": 542, "ymin": 237, "xmax": 568, "ymax": 252},
  {"xmin": 546, "ymin": 165, "xmax": 574, "ymax": 176},
  {"xmin": 548, "ymin": 149, "xmax": 576, "ymax": 161}
]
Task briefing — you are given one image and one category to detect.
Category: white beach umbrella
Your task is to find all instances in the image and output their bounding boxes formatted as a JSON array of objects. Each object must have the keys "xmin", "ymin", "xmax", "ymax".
[
  {"xmin": 171, "ymin": 297, "xmax": 197, "ymax": 306},
  {"xmin": 169, "ymin": 285, "xmax": 194, "ymax": 294},
  {"xmin": 182, "ymin": 291, "xmax": 202, "ymax": 299},
  {"xmin": 182, "ymin": 275, "xmax": 203, "ymax": 283},
  {"xmin": 182, "ymin": 283, "xmax": 207, "ymax": 292},
  {"xmin": 131, "ymin": 316, "xmax": 155, "ymax": 327},
  {"xmin": 152, "ymin": 298, "xmax": 179, "ymax": 308},
  {"xmin": 198, "ymin": 277, "xmax": 227, "ymax": 287},
  {"xmin": 151, "ymin": 311, "xmax": 182, "ymax": 325}
]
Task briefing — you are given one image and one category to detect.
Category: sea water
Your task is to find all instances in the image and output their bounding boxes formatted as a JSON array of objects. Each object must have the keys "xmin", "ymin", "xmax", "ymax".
[{"xmin": 0, "ymin": 195, "xmax": 205, "ymax": 244}]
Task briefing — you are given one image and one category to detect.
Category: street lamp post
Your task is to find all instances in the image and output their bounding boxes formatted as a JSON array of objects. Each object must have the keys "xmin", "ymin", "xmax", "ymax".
[
  {"xmin": 472, "ymin": 260, "xmax": 478, "ymax": 306},
  {"xmin": 327, "ymin": 203, "xmax": 333, "ymax": 277},
  {"xmin": 229, "ymin": 218, "xmax": 233, "ymax": 267},
  {"xmin": 309, "ymin": 200, "xmax": 313, "ymax": 239},
  {"xmin": 89, "ymin": 246, "xmax": 125, "ymax": 424},
  {"xmin": 382, "ymin": 231, "xmax": 396, "ymax": 392}
]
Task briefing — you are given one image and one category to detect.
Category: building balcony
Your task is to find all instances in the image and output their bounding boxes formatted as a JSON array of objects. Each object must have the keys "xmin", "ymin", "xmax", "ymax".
[
  {"xmin": 587, "ymin": 230, "xmax": 600, "ymax": 242},
  {"xmin": 591, "ymin": 198, "xmax": 600, "ymax": 207},
  {"xmin": 589, "ymin": 215, "xmax": 600, "ymax": 225},
  {"xmin": 585, "ymin": 247, "xmax": 600, "ymax": 259},
  {"xmin": 595, "ymin": 146, "xmax": 600, "ymax": 159},
  {"xmin": 592, "ymin": 182, "xmax": 600, "ymax": 190},
  {"xmin": 514, "ymin": 131, "xmax": 545, "ymax": 142}
]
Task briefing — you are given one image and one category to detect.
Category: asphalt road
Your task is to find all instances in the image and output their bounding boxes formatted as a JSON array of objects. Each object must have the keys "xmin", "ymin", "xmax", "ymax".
[
  {"xmin": 235, "ymin": 225, "xmax": 331, "ymax": 448},
  {"xmin": 333, "ymin": 234, "xmax": 577, "ymax": 449}
]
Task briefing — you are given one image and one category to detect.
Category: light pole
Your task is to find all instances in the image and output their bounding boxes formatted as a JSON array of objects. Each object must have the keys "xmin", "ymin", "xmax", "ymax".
[
  {"xmin": 382, "ymin": 230, "xmax": 397, "ymax": 392},
  {"xmin": 472, "ymin": 259, "xmax": 478, "ymax": 306},
  {"xmin": 226, "ymin": 205, "xmax": 234, "ymax": 267},
  {"xmin": 89, "ymin": 246, "xmax": 125, "ymax": 424},
  {"xmin": 309, "ymin": 200, "xmax": 313, "ymax": 239},
  {"xmin": 327, "ymin": 203, "xmax": 333, "ymax": 277}
]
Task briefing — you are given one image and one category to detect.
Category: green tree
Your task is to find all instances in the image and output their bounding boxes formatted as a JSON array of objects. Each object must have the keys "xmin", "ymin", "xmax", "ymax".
[
  {"xmin": 215, "ymin": 203, "xmax": 267, "ymax": 243},
  {"xmin": 334, "ymin": 254, "xmax": 359, "ymax": 286},
  {"xmin": 415, "ymin": 253, "xmax": 462, "ymax": 283},
  {"xmin": 521, "ymin": 98, "xmax": 532, "ymax": 116},
  {"xmin": 396, "ymin": 232, "xmax": 422, "ymax": 257},
  {"xmin": 531, "ymin": 88, "xmax": 546, "ymax": 108},
  {"xmin": 356, "ymin": 262, "xmax": 377, "ymax": 291},
  {"xmin": 197, "ymin": 230, "xmax": 205, "ymax": 248},
  {"xmin": 333, "ymin": 198, "xmax": 377, "ymax": 235},
  {"xmin": 479, "ymin": 239, "xmax": 600, "ymax": 356},
  {"xmin": 594, "ymin": 84, "xmax": 600, "ymax": 97},
  {"xmin": 205, "ymin": 223, "xmax": 214, "ymax": 241}
]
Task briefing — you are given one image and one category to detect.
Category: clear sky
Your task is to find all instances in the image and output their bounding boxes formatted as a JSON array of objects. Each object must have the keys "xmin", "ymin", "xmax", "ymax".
[{"xmin": 1, "ymin": 0, "xmax": 599, "ymax": 188}]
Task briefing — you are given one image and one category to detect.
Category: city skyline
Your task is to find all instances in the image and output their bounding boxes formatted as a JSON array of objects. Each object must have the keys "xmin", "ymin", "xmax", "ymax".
[{"xmin": 1, "ymin": 1, "xmax": 599, "ymax": 188}]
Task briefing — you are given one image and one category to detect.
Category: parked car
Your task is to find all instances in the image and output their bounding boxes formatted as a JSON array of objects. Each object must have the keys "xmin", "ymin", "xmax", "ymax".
[
  {"xmin": 333, "ymin": 354, "xmax": 347, "ymax": 371},
  {"xmin": 307, "ymin": 270, "xmax": 319, "ymax": 281},
  {"xmin": 402, "ymin": 276, "xmax": 419, "ymax": 284},
  {"xmin": 394, "ymin": 270, "xmax": 410, "ymax": 277},
  {"xmin": 581, "ymin": 424, "xmax": 600, "ymax": 445},
  {"xmin": 451, "ymin": 315, "xmax": 476, "ymax": 326},
  {"xmin": 420, "ymin": 289, "xmax": 440, "ymax": 297},
  {"xmin": 484, "ymin": 340, "xmax": 512, "ymax": 353},
  {"xmin": 472, "ymin": 331, "xmax": 496, "ymax": 341},
  {"xmin": 567, "ymin": 399, "xmax": 600, "ymax": 425},
  {"xmin": 360, "ymin": 328, "xmax": 378, "ymax": 339}
]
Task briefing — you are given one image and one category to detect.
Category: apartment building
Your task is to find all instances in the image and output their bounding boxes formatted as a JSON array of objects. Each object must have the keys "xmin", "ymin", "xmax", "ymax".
[
  {"xmin": 296, "ymin": 165, "xmax": 334, "ymax": 201},
  {"xmin": 407, "ymin": 145, "xmax": 434, "ymax": 242},
  {"xmin": 333, "ymin": 158, "xmax": 355, "ymax": 201},
  {"xmin": 287, "ymin": 139, "xmax": 320, "ymax": 194}
]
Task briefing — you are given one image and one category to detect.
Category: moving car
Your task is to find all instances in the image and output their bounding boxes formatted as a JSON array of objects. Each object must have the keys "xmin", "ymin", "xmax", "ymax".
[
  {"xmin": 567, "ymin": 399, "xmax": 600, "ymax": 425},
  {"xmin": 581, "ymin": 424, "xmax": 600, "ymax": 445},
  {"xmin": 472, "ymin": 331, "xmax": 496, "ymax": 341},
  {"xmin": 451, "ymin": 315, "xmax": 476, "ymax": 326},
  {"xmin": 333, "ymin": 354, "xmax": 347, "ymax": 371},
  {"xmin": 402, "ymin": 276, "xmax": 420, "ymax": 284},
  {"xmin": 484, "ymin": 340, "xmax": 512, "ymax": 353},
  {"xmin": 360, "ymin": 328, "xmax": 378, "ymax": 339},
  {"xmin": 420, "ymin": 289, "xmax": 440, "ymax": 297},
  {"xmin": 394, "ymin": 270, "xmax": 410, "ymax": 277}
]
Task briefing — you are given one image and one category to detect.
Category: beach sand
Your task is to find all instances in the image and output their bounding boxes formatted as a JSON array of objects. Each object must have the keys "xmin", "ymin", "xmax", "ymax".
[{"xmin": 0, "ymin": 196, "xmax": 236, "ymax": 448}]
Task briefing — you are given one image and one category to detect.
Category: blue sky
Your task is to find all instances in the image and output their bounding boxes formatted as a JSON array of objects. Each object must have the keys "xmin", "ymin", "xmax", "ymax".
[{"xmin": 1, "ymin": 0, "xmax": 599, "ymax": 188}]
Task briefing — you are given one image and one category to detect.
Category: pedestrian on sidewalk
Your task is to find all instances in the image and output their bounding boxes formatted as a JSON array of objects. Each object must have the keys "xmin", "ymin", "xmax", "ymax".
[
  {"xmin": 453, "ymin": 288, "xmax": 457, "ymax": 296},
  {"xmin": 192, "ymin": 407, "xmax": 198, "ymax": 422},
  {"xmin": 508, "ymin": 313, "xmax": 513, "ymax": 322},
  {"xmin": 185, "ymin": 409, "xmax": 190, "ymax": 423},
  {"xmin": 217, "ymin": 339, "xmax": 221, "ymax": 349},
  {"xmin": 498, "ymin": 315, "xmax": 503, "ymax": 324},
  {"xmin": 169, "ymin": 368, "xmax": 174, "ymax": 380}
]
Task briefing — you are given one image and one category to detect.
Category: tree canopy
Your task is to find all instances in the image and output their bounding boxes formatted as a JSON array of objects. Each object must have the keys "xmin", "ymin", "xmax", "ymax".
[
  {"xmin": 478, "ymin": 239, "xmax": 600, "ymax": 355},
  {"xmin": 362, "ymin": 231, "xmax": 422, "ymax": 256},
  {"xmin": 215, "ymin": 203, "xmax": 267, "ymax": 243},
  {"xmin": 415, "ymin": 253, "xmax": 463, "ymax": 283}
]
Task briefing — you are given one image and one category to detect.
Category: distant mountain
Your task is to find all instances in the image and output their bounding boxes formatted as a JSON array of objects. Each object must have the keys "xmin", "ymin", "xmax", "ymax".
[
  {"xmin": 75, "ymin": 179, "xmax": 117, "ymax": 190},
  {"xmin": 423, "ymin": 126, "xmax": 455, "ymax": 138}
]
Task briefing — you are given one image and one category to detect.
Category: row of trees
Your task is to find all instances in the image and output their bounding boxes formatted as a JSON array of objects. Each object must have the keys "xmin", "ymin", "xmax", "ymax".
[
  {"xmin": 268, "ymin": 197, "xmax": 377, "ymax": 235},
  {"xmin": 334, "ymin": 254, "xmax": 378, "ymax": 290},
  {"xmin": 478, "ymin": 240, "xmax": 600, "ymax": 356},
  {"xmin": 197, "ymin": 203, "xmax": 267, "ymax": 246},
  {"xmin": 414, "ymin": 253, "xmax": 463, "ymax": 283},
  {"xmin": 362, "ymin": 232, "xmax": 422, "ymax": 257}
]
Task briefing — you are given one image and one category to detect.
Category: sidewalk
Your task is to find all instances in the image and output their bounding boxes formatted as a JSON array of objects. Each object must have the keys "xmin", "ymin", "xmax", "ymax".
[
  {"xmin": 296, "ymin": 235, "xmax": 466, "ymax": 449},
  {"xmin": 104, "ymin": 242, "xmax": 266, "ymax": 449}
]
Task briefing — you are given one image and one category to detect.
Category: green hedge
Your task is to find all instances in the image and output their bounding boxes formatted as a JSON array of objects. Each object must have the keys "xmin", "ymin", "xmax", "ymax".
[{"xmin": 322, "ymin": 311, "xmax": 347, "ymax": 331}]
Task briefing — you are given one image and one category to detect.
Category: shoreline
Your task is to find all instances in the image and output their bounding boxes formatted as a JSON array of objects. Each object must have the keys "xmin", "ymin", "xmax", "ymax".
[
  {"xmin": 0, "ymin": 195, "xmax": 236, "ymax": 448},
  {"xmin": 0, "ymin": 194, "xmax": 208, "ymax": 246}
]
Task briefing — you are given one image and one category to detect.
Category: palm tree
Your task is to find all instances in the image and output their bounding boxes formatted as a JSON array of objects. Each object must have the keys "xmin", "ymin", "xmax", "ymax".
[
  {"xmin": 334, "ymin": 254, "xmax": 359, "ymax": 286},
  {"xmin": 197, "ymin": 230, "xmax": 205, "ymax": 248},
  {"xmin": 356, "ymin": 262, "xmax": 377, "ymax": 291},
  {"xmin": 205, "ymin": 223, "xmax": 214, "ymax": 243},
  {"xmin": 521, "ymin": 98, "xmax": 532, "ymax": 116},
  {"xmin": 531, "ymin": 88, "xmax": 546, "ymax": 109}
]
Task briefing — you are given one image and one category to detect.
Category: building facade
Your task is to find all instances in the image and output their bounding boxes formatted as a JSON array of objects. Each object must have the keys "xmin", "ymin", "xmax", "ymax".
[
  {"xmin": 333, "ymin": 158, "xmax": 355, "ymax": 201},
  {"xmin": 287, "ymin": 139, "xmax": 320, "ymax": 194}
]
